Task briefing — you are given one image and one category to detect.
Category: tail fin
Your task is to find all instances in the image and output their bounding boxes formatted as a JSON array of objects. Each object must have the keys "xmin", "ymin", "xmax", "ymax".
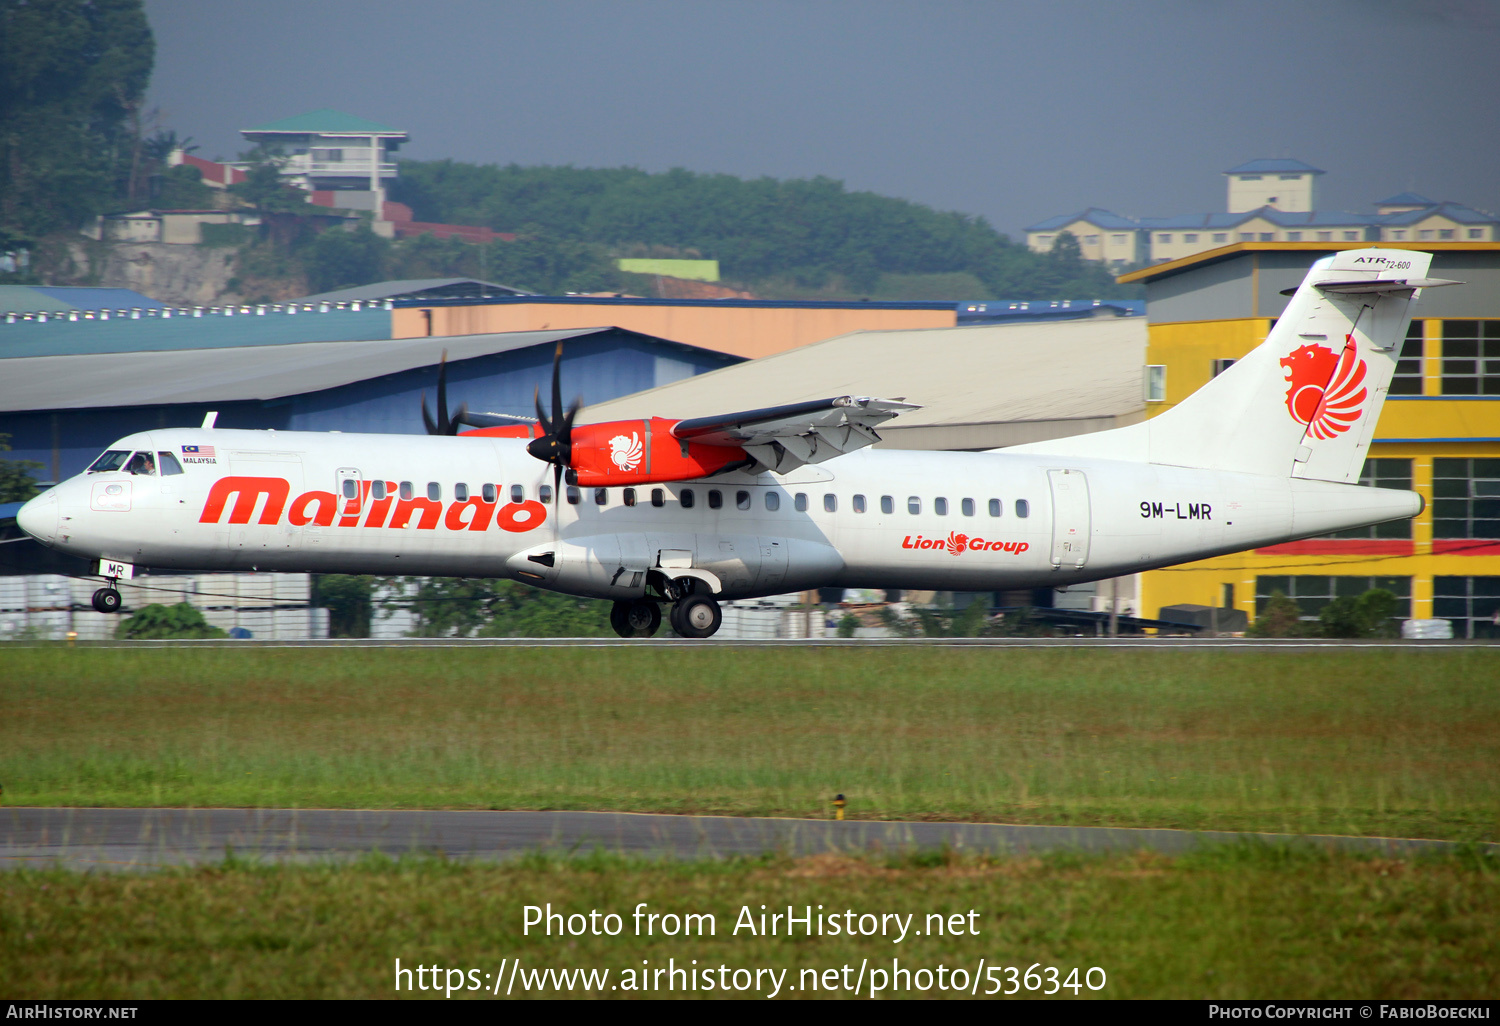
[{"xmin": 1012, "ymin": 248, "xmax": 1459, "ymax": 482}]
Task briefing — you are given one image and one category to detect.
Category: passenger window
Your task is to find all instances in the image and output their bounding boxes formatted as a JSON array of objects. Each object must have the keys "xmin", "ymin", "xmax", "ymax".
[
  {"xmin": 794, "ymin": 493, "xmax": 808, "ymax": 512},
  {"xmin": 908, "ymin": 496, "xmax": 921, "ymax": 515},
  {"xmin": 824, "ymin": 493, "xmax": 837, "ymax": 513},
  {"xmin": 961, "ymin": 498, "xmax": 975, "ymax": 517},
  {"xmin": 651, "ymin": 488, "xmax": 665, "ymax": 508},
  {"xmin": 482, "ymin": 483, "xmax": 496, "ymax": 503},
  {"xmin": 595, "ymin": 488, "xmax": 608, "ymax": 506},
  {"xmin": 125, "ymin": 451, "xmax": 156, "ymax": 476},
  {"xmin": 880, "ymin": 495, "xmax": 894, "ymax": 514},
  {"xmin": 935, "ymin": 497, "xmax": 948, "ymax": 516},
  {"xmin": 624, "ymin": 488, "xmax": 637, "ymax": 507},
  {"xmin": 853, "ymin": 494, "xmax": 866, "ymax": 513},
  {"xmin": 989, "ymin": 498, "xmax": 1002, "ymax": 517},
  {"xmin": 736, "ymin": 490, "xmax": 751, "ymax": 510},
  {"xmin": 681, "ymin": 488, "xmax": 695, "ymax": 509},
  {"xmin": 511, "ymin": 484, "xmax": 524, "ymax": 503},
  {"xmin": 566, "ymin": 486, "xmax": 581, "ymax": 505},
  {"xmin": 371, "ymin": 480, "xmax": 387, "ymax": 500},
  {"xmin": 88, "ymin": 450, "xmax": 131, "ymax": 473},
  {"xmin": 157, "ymin": 452, "xmax": 184, "ymax": 476},
  {"xmin": 1015, "ymin": 499, "xmax": 1030, "ymax": 518},
  {"xmin": 708, "ymin": 489, "xmax": 723, "ymax": 509},
  {"xmin": 427, "ymin": 482, "xmax": 441, "ymax": 501},
  {"xmin": 345, "ymin": 479, "xmax": 360, "ymax": 499},
  {"xmin": 454, "ymin": 483, "xmax": 468, "ymax": 501},
  {"xmin": 765, "ymin": 491, "xmax": 780, "ymax": 511},
  {"xmin": 539, "ymin": 484, "xmax": 553, "ymax": 504},
  {"xmin": 400, "ymin": 481, "xmax": 413, "ymax": 500}
]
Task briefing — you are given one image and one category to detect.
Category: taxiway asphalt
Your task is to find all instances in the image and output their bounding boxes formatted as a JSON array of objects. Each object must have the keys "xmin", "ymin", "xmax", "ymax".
[{"xmin": 1, "ymin": 807, "xmax": 1487, "ymax": 871}]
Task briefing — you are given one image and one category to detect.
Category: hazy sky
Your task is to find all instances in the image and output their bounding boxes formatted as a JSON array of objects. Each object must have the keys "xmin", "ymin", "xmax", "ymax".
[{"xmin": 143, "ymin": 0, "xmax": 1500, "ymax": 237}]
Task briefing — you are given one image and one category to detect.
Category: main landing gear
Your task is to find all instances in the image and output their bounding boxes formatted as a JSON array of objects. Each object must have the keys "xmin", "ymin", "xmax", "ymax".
[
  {"xmin": 91, "ymin": 587, "xmax": 122, "ymax": 613},
  {"xmin": 609, "ymin": 598, "xmax": 662, "ymax": 638},
  {"xmin": 608, "ymin": 593, "xmax": 724, "ymax": 639},
  {"xmin": 669, "ymin": 594, "xmax": 722, "ymax": 639}
]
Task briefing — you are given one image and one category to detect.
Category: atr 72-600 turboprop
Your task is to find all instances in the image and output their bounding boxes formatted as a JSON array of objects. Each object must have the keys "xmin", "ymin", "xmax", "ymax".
[{"xmin": 15, "ymin": 250, "xmax": 1458, "ymax": 637}]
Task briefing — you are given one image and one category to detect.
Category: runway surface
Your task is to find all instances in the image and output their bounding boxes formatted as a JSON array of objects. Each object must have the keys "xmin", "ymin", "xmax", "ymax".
[
  {"xmin": 2, "ymin": 808, "xmax": 1488, "ymax": 870},
  {"xmin": 35, "ymin": 637, "xmax": 1497, "ymax": 649}
]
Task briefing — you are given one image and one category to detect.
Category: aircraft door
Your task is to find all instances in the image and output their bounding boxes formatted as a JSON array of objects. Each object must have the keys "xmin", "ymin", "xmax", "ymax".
[
  {"xmin": 1047, "ymin": 469, "xmax": 1091, "ymax": 570},
  {"xmin": 336, "ymin": 468, "xmax": 363, "ymax": 522},
  {"xmin": 758, "ymin": 537, "xmax": 788, "ymax": 590},
  {"xmin": 613, "ymin": 533, "xmax": 652, "ymax": 595}
]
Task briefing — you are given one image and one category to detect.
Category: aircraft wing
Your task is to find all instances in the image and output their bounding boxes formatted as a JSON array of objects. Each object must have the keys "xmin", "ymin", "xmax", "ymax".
[{"xmin": 670, "ymin": 395, "xmax": 921, "ymax": 473}]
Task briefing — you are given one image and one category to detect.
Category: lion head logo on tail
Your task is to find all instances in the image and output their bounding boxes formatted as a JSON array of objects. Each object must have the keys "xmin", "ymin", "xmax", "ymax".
[{"xmin": 1280, "ymin": 337, "xmax": 1367, "ymax": 440}]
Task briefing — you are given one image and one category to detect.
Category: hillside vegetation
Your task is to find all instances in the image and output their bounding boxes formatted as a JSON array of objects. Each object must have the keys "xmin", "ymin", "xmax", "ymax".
[{"xmin": 391, "ymin": 161, "xmax": 1137, "ymax": 300}]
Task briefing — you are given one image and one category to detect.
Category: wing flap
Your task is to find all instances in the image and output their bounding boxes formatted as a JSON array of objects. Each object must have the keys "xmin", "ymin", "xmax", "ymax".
[{"xmin": 670, "ymin": 395, "xmax": 921, "ymax": 473}]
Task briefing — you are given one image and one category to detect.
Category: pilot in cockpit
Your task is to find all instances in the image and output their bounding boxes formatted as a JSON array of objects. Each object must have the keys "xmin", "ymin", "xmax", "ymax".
[{"xmin": 125, "ymin": 451, "xmax": 155, "ymax": 476}]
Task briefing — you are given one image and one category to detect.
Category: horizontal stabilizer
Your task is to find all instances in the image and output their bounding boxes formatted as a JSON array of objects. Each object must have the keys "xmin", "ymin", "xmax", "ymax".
[{"xmin": 1280, "ymin": 277, "xmax": 1462, "ymax": 297}]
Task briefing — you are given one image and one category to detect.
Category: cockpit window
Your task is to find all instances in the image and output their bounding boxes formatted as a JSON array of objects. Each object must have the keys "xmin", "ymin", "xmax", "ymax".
[
  {"xmin": 125, "ymin": 451, "xmax": 157, "ymax": 476},
  {"xmin": 157, "ymin": 452, "xmax": 184, "ymax": 476},
  {"xmin": 88, "ymin": 450, "xmax": 130, "ymax": 473}
]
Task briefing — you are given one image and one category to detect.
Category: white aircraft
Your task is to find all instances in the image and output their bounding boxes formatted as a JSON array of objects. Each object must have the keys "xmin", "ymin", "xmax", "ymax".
[{"xmin": 15, "ymin": 249, "xmax": 1457, "ymax": 637}]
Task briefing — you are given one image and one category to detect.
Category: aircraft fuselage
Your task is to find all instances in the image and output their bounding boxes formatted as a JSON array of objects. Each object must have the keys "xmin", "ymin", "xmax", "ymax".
[{"xmin": 18, "ymin": 427, "xmax": 1421, "ymax": 601}]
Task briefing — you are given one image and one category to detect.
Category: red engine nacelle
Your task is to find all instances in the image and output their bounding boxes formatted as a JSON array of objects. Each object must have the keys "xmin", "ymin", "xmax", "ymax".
[
  {"xmin": 569, "ymin": 418, "xmax": 748, "ymax": 487},
  {"xmin": 459, "ymin": 418, "xmax": 748, "ymax": 486}
]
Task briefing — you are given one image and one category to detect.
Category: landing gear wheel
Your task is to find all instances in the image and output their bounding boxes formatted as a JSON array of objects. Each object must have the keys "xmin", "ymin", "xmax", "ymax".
[
  {"xmin": 92, "ymin": 587, "xmax": 121, "ymax": 614},
  {"xmin": 671, "ymin": 595, "xmax": 722, "ymax": 639},
  {"xmin": 610, "ymin": 599, "xmax": 661, "ymax": 638}
]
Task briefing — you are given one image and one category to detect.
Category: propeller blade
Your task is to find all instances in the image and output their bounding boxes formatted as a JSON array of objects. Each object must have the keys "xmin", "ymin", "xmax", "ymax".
[
  {"xmin": 553, "ymin": 463, "xmax": 563, "ymax": 503},
  {"xmin": 449, "ymin": 402, "xmax": 468, "ymax": 435},
  {"xmin": 550, "ymin": 341, "xmax": 564, "ymax": 437},
  {"xmin": 534, "ymin": 385, "xmax": 550, "ymax": 433},
  {"xmin": 435, "ymin": 350, "xmax": 450, "ymax": 435},
  {"xmin": 525, "ymin": 341, "xmax": 581, "ymax": 478},
  {"xmin": 421, "ymin": 393, "xmax": 439, "ymax": 435}
]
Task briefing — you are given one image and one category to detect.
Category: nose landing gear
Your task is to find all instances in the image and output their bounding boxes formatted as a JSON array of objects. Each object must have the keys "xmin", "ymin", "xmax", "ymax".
[
  {"xmin": 669, "ymin": 594, "xmax": 722, "ymax": 639},
  {"xmin": 609, "ymin": 598, "xmax": 662, "ymax": 638},
  {"xmin": 92, "ymin": 587, "xmax": 122, "ymax": 614}
]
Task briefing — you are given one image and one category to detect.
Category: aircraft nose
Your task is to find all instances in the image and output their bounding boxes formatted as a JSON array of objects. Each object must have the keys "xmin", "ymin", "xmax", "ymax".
[{"xmin": 15, "ymin": 490, "xmax": 59, "ymax": 544}]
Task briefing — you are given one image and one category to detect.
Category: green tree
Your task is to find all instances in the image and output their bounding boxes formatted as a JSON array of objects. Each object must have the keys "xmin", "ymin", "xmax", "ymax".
[
  {"xmin": 0, "ymin": 0, "xmax": 154, "ymax": 237},
  {"xmin": 384, "ymin": 576, "xmax": 612, "ymax": 637},
  {"xmin": 0, "ymin": 433, "xmax": 43, "ymax": 502},
  {"xmin": 1248, "ymin": 590, "xmax": 1308, "ymax": 637},
  {"xmin": 302, "ymin": 224, "xmax": 390, "ymax": 293},
  {"xmin": 152, "ymin": 163, "xmax": 212, "ymax": 210},
  {"xmin": 913, "ymin": 598, "xmax": 991, "ymax": 637},
  {"xmin": 312, "ymin": 574, "xmax": 373, "ymax": 638},
  {"xmin": 1319, "ymin": 588, "xmax": 1400, "ymax": 639},
  {"xmin": 477, "ymin": 583, "xmax": 613, "ymax": 638},
  {"xmin": 228, "ymin": 146, "xmax": 308, "ymax": 214},
  {"xmin": 114, "ymin": 602, "xmax": 227, "ymax": 639}
]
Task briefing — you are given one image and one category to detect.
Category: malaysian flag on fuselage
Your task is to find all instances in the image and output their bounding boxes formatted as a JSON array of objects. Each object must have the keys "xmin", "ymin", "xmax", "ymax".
[{"xmin": 182, "ymin": 444, "xmax": 215, "ymax": 456}]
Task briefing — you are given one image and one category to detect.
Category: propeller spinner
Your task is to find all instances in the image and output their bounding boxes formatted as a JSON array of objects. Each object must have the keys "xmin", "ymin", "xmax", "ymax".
[{"xmin": 526, "ymin": 341, "xmax": 582, "ymax": 494}]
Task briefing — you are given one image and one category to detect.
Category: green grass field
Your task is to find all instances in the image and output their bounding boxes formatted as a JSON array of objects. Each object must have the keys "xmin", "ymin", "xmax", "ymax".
[
  {"xmin": 3, "ymin": 646, "xmax": 1497, "ymax": 840},
  {"xmin": 3, "ymin": 847, "xmax": 1496, "ymax": 999}
]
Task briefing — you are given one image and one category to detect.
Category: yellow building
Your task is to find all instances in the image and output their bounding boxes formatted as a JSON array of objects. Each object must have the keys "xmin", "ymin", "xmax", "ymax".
[{"xmin": 1120, "ymin": 241, "xmax": 1500, "ymax": 638}]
